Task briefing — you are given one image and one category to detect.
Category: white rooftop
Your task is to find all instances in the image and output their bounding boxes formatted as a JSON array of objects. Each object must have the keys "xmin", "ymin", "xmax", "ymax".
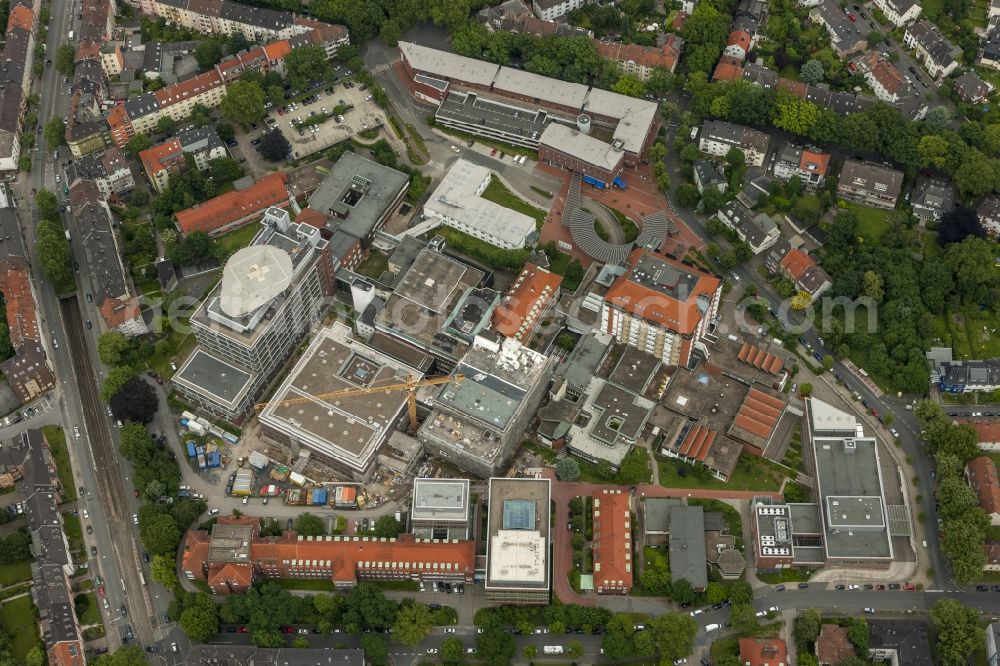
[
  {"xmin": 399, "ymin": 42, "xmax": 500, "ymax": 87},
  {"xmin": 219, "ymin": 245, "xmax": 293, "ymax": 318},
  {"xmin": 583, "ymin": 88, "xmax": 658, "ymax": 154},
  {"xmin": 540, "ymin": 123, "xmax": 624, "ymax": 172},
  {"xmin": 423, "ymin": 159, "xmax": 536, "ymax": 248},
  {"xmin": 492, "ymin": 67, "xmax": 589, "ymax": 110},
  {"xmin": 487, "ymin": 529, "xmax": 547, "ymax": 583},
  {"xmin": 809, "ymin": 397, "xmax": 859, "ymax": 434}
]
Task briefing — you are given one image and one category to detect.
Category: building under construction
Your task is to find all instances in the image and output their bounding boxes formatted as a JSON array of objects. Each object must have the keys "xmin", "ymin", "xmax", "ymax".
[{"xmin": 258, "ymin": 323, "xmax": 424, "ymax": 482}]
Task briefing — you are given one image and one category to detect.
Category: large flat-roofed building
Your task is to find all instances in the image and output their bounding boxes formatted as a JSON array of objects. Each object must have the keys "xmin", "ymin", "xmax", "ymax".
[
  {"xmin": 397, "ymin": 42, "xmax": 658, "ymax": 164},
  {"xmin": 592, "ymin": 489, "xmax": 633, "ymax": 594},
  {"xmin": 669, "ymin": 505, "xmax": 708, "ymax": 591},
  {"xmin": 601, "ymin": 249, "xmax": 722, "ymax": 366},
  {"xmin": 419, "ymin": 335, "xmax": 553, "ymax": 478},
  {"xmin": 172, "ymin": 208, "xmax": 333, "ymax": 421},
  {"xmin": 485, "ymin": 477, "xmax": 551, "ymax": 603},
  {"xmin": 538, "ymin": 122, "xmax": 626, "ymax": 185},
  {"xmin": 411, "ymin": 478, "xmax": 472, "ymax": 540},
  {"xmin": 370, "ymin": 245, "xmax": 489, "ymax": 372},
  {"xmin": 181, "ymin": 515, "xmax": 475, "ymax": 594},
  {"xmin": 423, "ymin": 159, "xmax": 537, "ymax": 249},
  {"xmin": 306, "ymin": 151, "xmax": 410, "ymax": 248},
  {"xmin": 258, "ymin": 323, "xmax": 421, "ymax": 481}
]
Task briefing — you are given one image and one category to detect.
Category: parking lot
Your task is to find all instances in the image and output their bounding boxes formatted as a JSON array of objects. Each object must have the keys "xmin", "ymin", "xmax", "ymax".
[{"xmin": 262, "ymin": 76, "xmax": 387, "ymax": 160}]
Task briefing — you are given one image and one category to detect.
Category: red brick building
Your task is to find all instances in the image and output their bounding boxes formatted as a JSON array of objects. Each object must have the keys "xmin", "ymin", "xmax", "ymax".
[
  {"xmin": 591, "ymin": 489, "xmax": 633, "ymax": 594},
  {"xmin": 181, "ymin": 516, "xmax": 476, "ymax": 594}
]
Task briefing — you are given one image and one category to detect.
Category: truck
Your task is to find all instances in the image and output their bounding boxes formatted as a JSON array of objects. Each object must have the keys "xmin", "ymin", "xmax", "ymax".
[
  {"xmin": 543, "ymin": 647, "xmax": 564, "ymax": 655},
  {"xmin": 260, "ymin": 484, "xmax": 280, "ymax": 497}
]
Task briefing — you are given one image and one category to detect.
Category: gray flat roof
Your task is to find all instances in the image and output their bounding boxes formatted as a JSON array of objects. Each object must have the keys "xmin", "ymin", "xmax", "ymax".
[
  {"xmin": 411, "ymin": 478, "xmax": 470, "ymax": 522},
  {"xmin": 814, "ymin": 435, "xmax": 892, "ymax": 559},
  {"xmin": 540, "ymin": 123, "xmax": 623, "ymax": 172},
  {"xmin": 399, "ymin": 42, "xmax": 500, "ymax": 87},
  {"xmin": 669, "ymin": 505, "xmax": 708, "ymax": 589},
  {"xmin": 258, "ymin": 323, "xmax": 418, "ymax": 470},
  {"xmin": 436, "ymin": 91, "xmax": 548, "ymax": 141},
  {"xmin": 493, "ymin": 67, "xmax": 589, "ymax": 109},
  {"xmin": 173, "ymin": 348, "xmax": 256, "ymax": 408},
  {"xmin": 486, "ymin": 477, "xmax": 551, "ymax": 589},
  {"xmin": 643, "ymin": 497, "xmax": 682, "ymax": 533},
  {"xmin": 308, "ymin": 152, "xmax": 410, "ymax": 242},
  {"xmin": 556, "ymin": 331, "xmax": 611, "ymax": 391}
]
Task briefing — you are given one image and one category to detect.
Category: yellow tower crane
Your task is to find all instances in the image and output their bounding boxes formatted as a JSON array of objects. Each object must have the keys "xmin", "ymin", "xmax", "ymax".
[{"xmin": 253, "ymin": 374, "xmax": 464, "ymax": 432}]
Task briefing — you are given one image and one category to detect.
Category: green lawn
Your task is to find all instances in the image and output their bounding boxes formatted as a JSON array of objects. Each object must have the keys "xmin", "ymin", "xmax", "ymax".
[
  {"xmin": 76, "ymin": 592, "xmax": 100, "ymax": 625},
  {"xmin": 41, "ymin": 426, "xmax": 75, "ymax": 502},
  {"xmin": 778, "ymin": 65, "xmax": 800, "ymax": 81},
  {"xmin": 936, "ymin": 308, "xmax": 1000, "ymax": 360},
  {"xmin": 369, "ymin": 580, "xmax": 420, "ymax": 592},
  {"xmin": 756, "ymin": 568, "xmax": 814, "ymax": 584},
  {"xmin": 608, "ymin": 207, "xmax": 639, "ymax": 243},
  {"xmin": 355, "ymin": 250, "xmax": 390, "ymax": 280},
  {"xmin": 62, "ymin": 513, "xmax": 85, "ymax": 561},
  {"xmin": 848, "ymin": 204, "xmax": 892, "ymax": 242},
  {"xmin": 923, "ymin": 231, "xmax": 941, "ymax": 259},
  {"xmin": 658, "ymin": 454, "xmax": 783, "ymax": 492},
  {"xmin": 481, "ymin": 177, "xmax": 548, "ymax": 228},
  {"xmin": 0, "ymin": 561, "xmax": 31, "ymax": 587},
  {"xmin": 216, "ymin": 224, "xmax": 261, "ymax": 256},
  {"xmin": 0, "ymin": 596, "xmax": 41, "ymax": 664}
]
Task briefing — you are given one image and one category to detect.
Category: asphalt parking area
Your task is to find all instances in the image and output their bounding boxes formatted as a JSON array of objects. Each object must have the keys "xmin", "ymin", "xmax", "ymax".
[{"xmin": 269, "ymin": 81, "xmax": 387, "ymax": 160}]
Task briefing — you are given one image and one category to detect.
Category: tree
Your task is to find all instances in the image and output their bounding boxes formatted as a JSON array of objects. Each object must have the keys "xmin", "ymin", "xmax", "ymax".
[
  {"xmin": 955, "ymin": 149, "xmax": 996, "ymax": 198},
  {"xmin": 475, "ymin": 629, "xmax": 516, "ymax": 666},
  {"xmin": 862, "ymin": 270, "xmax": 884, "ymax": 303},
  {"xmin": 918, "ymin": 134, "xmax": 949, "ymax": 168},
  {"xmin": 194, "ymin": 39, "xmax": 223, "ymax": 70},
  {"xmin": 145, "ymin": 479, "xmax": 165, "ymax": 501},
  {"xmin": 44, "ymin": 117, "xmax": 66, "ymax": 147},
  {"xmin": 98, "ymin": 331, "xmax": 131, "ymax": 366},
  {"xmin": 799, "ymin": 383, "xmax": 813, "ymax": 397},
  {"xmin": 555, "ymin": 458, "xmax": 581, "ymax": 481},
  {"xmin": 55, "ymin": 44, "xmax": 76, "ymax": 76},
  {"xmin": 25, "ymin": 645, "xmax": 44, "ymax": 666},
  {"xmin": 125, "ymin": 133, "xmax": 153, "ymax": 155},
  {"xmin": 251, "ymin": 629, "xmax": 285, "ymax": 647},
  {"xmin": 150, "ymin": 554, "xmax": 177, "ymax": 589},
  {"xmin": 730, "ymin": 603, "xmax": 759, "ymax": 634},
  {"xmin": 567, "ymin": 639, "xmax": 584, "ymax": 658},
  {"xmin": 293, "ymin": 512, "xmax": 325, "ymax": 537},
  {"xmin": 208, "ymin": 156, "xmax": 243, "ymax": 184},
  {"xmin": 702, "ymin": 185, "xmax": 727, "ymax": 214},
  {"xmin": 729, "ymin": 581, "xmax": 754, "ymax": 605},
  {"xmin": 942, "ymin": 511, "xmax": 989, "ymax": 582},
  {"xmin": 670, "ymin": 578, "xmax": 697, "ymax": 605},
  {"xmin": 93, "ymin": 646, "xmax": 150, "ymax": 666},
  {"xmin": 648, "ymin": 612, "xmax": 697, "ymax": 663},
  {"xmin": 110, "ymin": 377, "xmax": 159, "ymax": 423},
  {"xmin": 101, "ymin": 366, "xmax": 137, "ymax": 403},
  {"xmin": 800, "ymin": 59, "xmax": 824, "ymax": 83},
  {"xmin": 794, "ymin": 608, "xmax": 822, "ymax": 650},
  {"xmin": 392, "ymin": 603, "xmax": 432, "ymax": 647},
  {"xmin": 705, "ymin": 582, "xmax": 728, "ymax": 605},
  {"xmin": 220, "ymin": 80, "xmax": 266, "ymax": 127},
  {"xmin": 938, "ymin": 207, "xmax": 985, "ymax": 245},
  {"xmin": 179, "ymin": 592, "xmax": 220, "ymax": 642},
  {"xmin": 284, "ymin": 46, "xmax": 332, "ymax": 91},
  {"xmin": 846, "ymin": 619, "xmax": 870, "ymax": 653},
  {"xmin": 291, "ymin": 636, "xmax": 309, "ymax": 648},
  {"xmin": 925, "ymin": 106, "xmax": 953, "ymax": 129},
  {"xmin": 931, "ymin": 599, "xmax": 983, "ymax": 666},
  {"xmin": 156, "ymin": 115, "xmax": 176, "ymax": 135},
  {"xmin": 612, "ymin": 74, "xmax": 645, "ymax": 98},
  {"xmin": 442, "ymin": 637, "xmax": 465, "ymax": 662},
  {"xmin": 36, "ymin": 218, "xmax": 74, "ymax": 293},
  {"xmin": 372, "ymin": 515, "xmax": 402, "ymax": 538},
  {"xmin": 139, "ymin": 511, "xmax": 181, "ymax": 555},
  {"xmin": 523, "ymin": 644, "xmax": 536, "ymax": 658},
  {"xmin": 774, "ymin": 95, "xmax": 820, "ymax": 135},
  {"xmin": 258, "ymin": 129, "xmax": 292, "ymax": 162},
  {"xmin": 790, "ymin": 291, "xmax": 812, "ymax": 310}
]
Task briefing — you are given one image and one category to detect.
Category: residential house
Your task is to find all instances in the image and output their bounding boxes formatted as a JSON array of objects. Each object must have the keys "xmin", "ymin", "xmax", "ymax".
[
  {"xmin": 698, "ymin": 119, "xmax": 771, "ymax": 167},
  {"xmin": 809, "ymin": 0, "xmax": 867, "ymax": 57},
  {"xmin": 966, "ymin": 456, "xmax": 1000, "ymax": 525},
  {"xmin": 871, "ymin": 0, "xmax": 921, "ymax": 26},
  {"xmin": 477, "ymin": 0, "xmax": 593, "ymax": 37},
  {"xmin": 867, "ymin": 620, "xmax": 933, "ymax": 666},
  {"xmin": 712, "ymin": 55, "xmax": 745, "ymax": 82},
  {"xmin": 988, "ymin": 621, "xmax": 1000, "ymax": 666},
  {"xmin": 596, "ymin": 35, "xmax": 685, "ymax": 78},
  {"xmin": 768, "ymin": 241, "xmax": 832, "ymax": 301},
  {"xmin": 66, "ymin": 147, "xmax": 135, "ymax": 201},
  {"xmin": 904, "ymin": 20, "xmax": 962, "ymax": 79},
  {"xmin": 857, "ymin": 52, "xmax": 907, "ymax": 103},
  {"xmin": 714, "ymin": 201, "xmax": 780, "ymax": 255},
  {"xmin": 836, "ymin": 158, "xmax": 903, "ymax": 210},
  {"xmin": 739, "ymin": 638, "xmax": 788, "ymax": 666},
  {"xmin": 816, "ymin": 624, "xmax": 856, "ymax": 666},
  {"xmin": 979, "ymin": 194, "xmax": 1000, "ymax": 237},
  {"xmin": 910, "ymin": 176, "xmax": 954, "ymax": 221},
  {"xmin": 531, "ymin": 0, "xmax": 591, "ymax": 20},
  {"xmin": 693, "ymin": 160, "xmax": 727, "ymax": 194},
  {"xmin": 139, "ymin": 125, "xmax": 228, "ymax": 193},
  {"xmin": 772, "ymin": 144, "xmax": 830, "ymax": 187},
  {"xmin": 953, "ymin": 70, "xmax": 995, "ymax": 105},
  {"xmin": 723, "ymin": 30, "xmax": 752, "ymax": 61},
  {"xmin": 981, "ymin": 32, "xmax": 1000, "ymax": 72}
]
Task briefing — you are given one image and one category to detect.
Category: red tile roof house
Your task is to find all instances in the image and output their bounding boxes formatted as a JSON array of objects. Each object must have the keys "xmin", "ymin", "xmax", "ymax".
[
  {"xmin": 966, "ymin": 456, "xmax": 1000, "ymax": 525},
  {"xmin": 816, "ymin": 624, "xmax": 856, "ymax": 666},
  {"xmin": 739, "ymin": 637, "xmax": 788, "ymax": 666},
  {"xmin": 174, "ymin": 172, "xmax": 290, "ymax": 236},
  {"xmin": 591, "ymin": 489, "xmax": 633, "ymax": 594},
  {"xmin": 779, "ymin": 248, "xmax": 832, "ymax": 302}
]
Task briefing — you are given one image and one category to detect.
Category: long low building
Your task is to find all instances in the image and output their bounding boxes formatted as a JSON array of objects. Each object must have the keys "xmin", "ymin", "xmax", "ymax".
[
  {"xmin": 174, "ymin": 172, "xmax": 291, "ymax": 236},
  {"xmin": 399, "ymin": 41, "xmax": 658, "ymax": 166},
  {"xmin": 181, "ymin": 515, "xmax": 475, "ymax": 593},
  {"xmin": 423, "ymin": 158, "xmax": 537, "ymax": 249}
]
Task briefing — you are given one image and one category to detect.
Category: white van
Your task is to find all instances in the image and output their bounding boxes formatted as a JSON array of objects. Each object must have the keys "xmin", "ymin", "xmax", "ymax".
[
  {"xmin": 208, "ymin": 508, "xmax": 220, "ymax": 516},
  {"xmin": 704, "ymin": 623, "xmax": 721, "ymax": 632}
]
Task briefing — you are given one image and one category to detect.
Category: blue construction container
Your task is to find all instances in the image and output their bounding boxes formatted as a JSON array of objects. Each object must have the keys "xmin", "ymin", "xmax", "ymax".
[
  {"xmin": 186, "ymin": 441, "xmax": 197, "ymax": 458},
  {"xmin": 582, "ymin": 174, "xmax": 607, "ymax": 189},
  {"xmin": 612, "ymin": 176, "xmax": 627, "ymax": 189},
  {"xmin": 206, "ymin": 452, "xmax": 222, "ymax": 468},
  {"xmin": 311, "ymin": 489, "xmax": 328, "ymax": 505}
]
